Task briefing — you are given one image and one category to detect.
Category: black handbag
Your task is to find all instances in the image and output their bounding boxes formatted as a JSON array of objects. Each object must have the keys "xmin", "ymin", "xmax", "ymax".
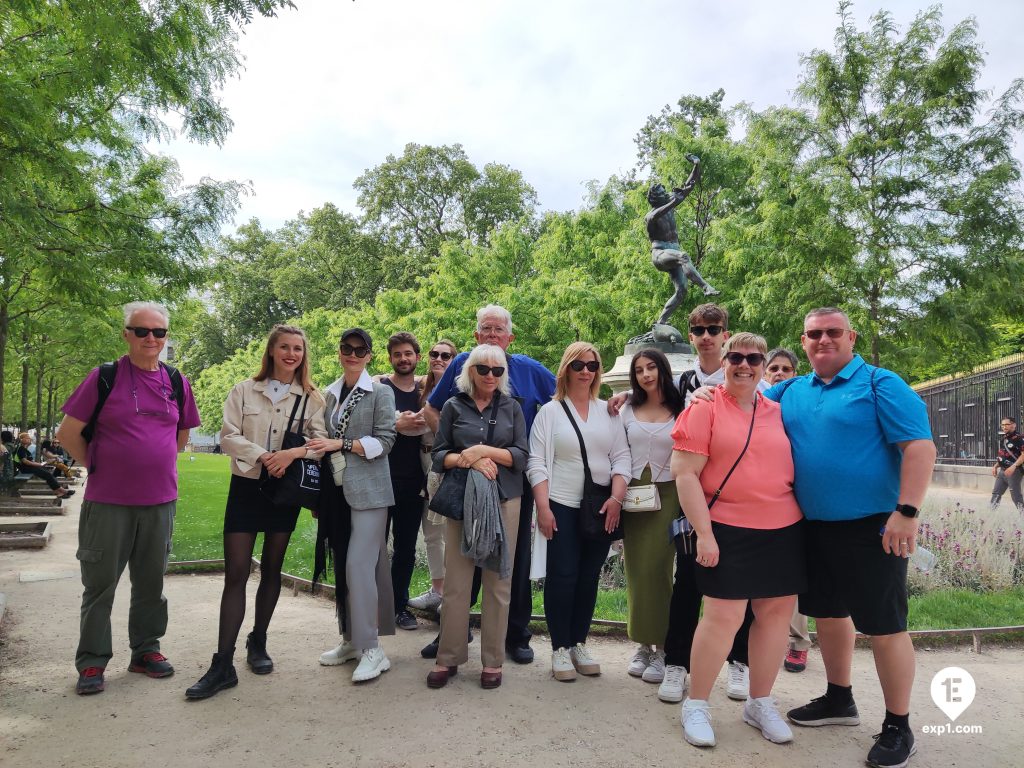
[
  {"xmin": 261, "ymin": 394, "xmax": 321, "ymax": 511},
  {"xmin": 428, "ymin": 394, "xmax": 502, "ymax": 521},
  {"xmin": 560, "ymin": 401, "xmax": 622, "ymax": 543}
]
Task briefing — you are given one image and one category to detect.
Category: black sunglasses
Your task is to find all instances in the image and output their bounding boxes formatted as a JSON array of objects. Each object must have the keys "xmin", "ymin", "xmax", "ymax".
[
  {"xmin": 725, "ymin": 352, "xmax": 766, "ymax": 366},
  {"xmin": 766, "ymin": 363, "xmax": 794, "ymax": 372},
  {"xmin": 569, "ymin": 360, "xmax": 600, "ymax": 373},
  {"xmin": 690, "ymin": 325, "xmax": 724, "ymax": 337},
  {"xmin": 804, "ymin": 328, "xmax": 849, "ymax": 340},
  {"xmin": 340, "ymin": 343, "xmax": 370, "ymax": 358},
  {"xmin": 429, "ymin": 350, "xmax": 453, "ymax": 361},
  {"xmin": 473, "ymin": 364, "xmax": 505, "ymax": 377},
  {"xmin": 126, "ymin": 326, "xmax": 168, "ymax": 339}
]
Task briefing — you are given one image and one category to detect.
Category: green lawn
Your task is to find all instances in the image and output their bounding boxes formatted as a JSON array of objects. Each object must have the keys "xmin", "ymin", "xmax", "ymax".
[{"xmin": 175, "ymin": 455, "xmax": 1023, "ymax": 630}]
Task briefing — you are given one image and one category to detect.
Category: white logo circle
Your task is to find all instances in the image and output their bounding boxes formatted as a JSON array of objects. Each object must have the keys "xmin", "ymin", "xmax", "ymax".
[{"xmin": 930, "ymin": 666, "xmax": 976, "ymax": 722}]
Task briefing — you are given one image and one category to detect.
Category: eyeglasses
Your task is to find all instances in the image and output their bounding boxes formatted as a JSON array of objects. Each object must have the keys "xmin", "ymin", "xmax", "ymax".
[
  {"xmin": 569, "ymin": 360, "xmax": 600, "ymax": 373},
  {"xmin": 725, "ymin": 352, "xmax": 766, "ymax": 366},
  {"xmin": 126, "ymin": 326, "xmax": 168, "ymax": 339},
  {"xmin": 428, "ymin": 350, "xmax": 454, "ymax": 361},
  {"xmin": 690, "ymin": 325, "xmax": 724, "ymax": 337},
  {"xmin": 473, "ymin": 364, "xmax": 505, "ymax": 377},
  {"xmin": 766, "ymin": 364, "xmax": 794, "ymax": 374},
  {"xmin": 128, "ymin": 365, "xmax": 170, "ymax": 417},
  {"xmin": 479, "ymin": 325, "xmax": 509, "ymax": 335},
  {"xmin": 340, "ymin": 343, "xmax": 370, "ymax": 358},
  {"xmin": 803, "ymin": 328, "xmax": 849, "ymax": 340}
]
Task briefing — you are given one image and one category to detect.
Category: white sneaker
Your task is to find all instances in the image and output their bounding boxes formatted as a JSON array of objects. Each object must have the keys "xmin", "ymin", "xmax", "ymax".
[
  {"xmin": 642, "ymin": 651, "xmax": 666, "ymax": 683},
  {"xmin": 569, "ymin": 643, "xmax": 601, "ymax": 676},
  {"xmin": 627, "ymin": 644, "xmax": 653, "ymax": 677},
  {"xmin": 407, "ymin": 588, "xmax": 443, "ymax": 611},
  {"xmin": 658, "ymin": 664, "xmax": 688, "ymax": 702},
  {"xmin": 726, "ymin": 661, "xmax": 749, "ymax": 700},
  {"xmin": 552, "ymin": 647, "xmax": 577, "ymax": 681},
  {"xmin": 743, "ymin": 696, "xmax": 793, "ymax": 743},
  {"xmin": 351, "ymin": 646, "xmax": 390, "ymax": 682},
  {"xmin": 681, "ymin": 698, "xmax": 716, "ymax": 747},
  {"xmin": 319, "ymin": 640, "xmax": 359, "ymax": 666}
]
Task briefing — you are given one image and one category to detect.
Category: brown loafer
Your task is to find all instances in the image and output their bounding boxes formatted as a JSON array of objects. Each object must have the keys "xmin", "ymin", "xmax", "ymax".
[
  {"xmin": 426, "ymin": 665, "xmax": 457, "ymax": 689},
  {"xmin": 480, "ymin": 669, "xmax": 502, "ymax": 689}
]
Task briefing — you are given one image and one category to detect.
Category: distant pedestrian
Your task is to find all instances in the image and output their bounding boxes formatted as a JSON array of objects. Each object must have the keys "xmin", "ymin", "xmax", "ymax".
[{"xmin": 990, "ymin": 417, "xmax": 1024, "ymax": 512}]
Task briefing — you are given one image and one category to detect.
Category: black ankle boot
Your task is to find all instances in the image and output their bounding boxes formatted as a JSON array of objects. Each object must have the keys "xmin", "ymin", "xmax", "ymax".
[
  {"xmin": 246, "ymin": 632, "xmax": 273, "ymax": 675},
  {"xmin": 185, "ymin": 652, "xmax": 238, "ymax": 699}
]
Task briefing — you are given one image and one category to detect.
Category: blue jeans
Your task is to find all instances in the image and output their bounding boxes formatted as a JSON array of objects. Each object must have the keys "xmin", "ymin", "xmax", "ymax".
[{"xmin": 543, "ymin": 500, "xmax": 610, "ymax": 650}]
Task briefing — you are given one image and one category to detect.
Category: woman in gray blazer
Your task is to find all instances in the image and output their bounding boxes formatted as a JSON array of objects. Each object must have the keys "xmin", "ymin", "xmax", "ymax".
[{"xmin": 308, "ymin": 328, "xmax": 397, "ymax": 683}]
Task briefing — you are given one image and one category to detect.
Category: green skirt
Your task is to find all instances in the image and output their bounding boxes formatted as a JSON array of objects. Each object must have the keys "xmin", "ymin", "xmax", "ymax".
[{"xmin": 620, "ymin": 467, "xmax": 679, "ymax": 645}]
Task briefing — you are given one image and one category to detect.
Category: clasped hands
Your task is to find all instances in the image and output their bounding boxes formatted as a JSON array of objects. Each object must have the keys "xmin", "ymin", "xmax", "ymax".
[
  {"xmin": 456, "ymin": 445, "xmax": 498, "ymax": 480},
  {"xmin": 259, "ymin": 446, "xmax": 303, "ymax": 478}
]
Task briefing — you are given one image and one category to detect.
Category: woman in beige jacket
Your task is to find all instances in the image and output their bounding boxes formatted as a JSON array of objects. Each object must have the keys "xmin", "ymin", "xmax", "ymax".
[{"xmin": 186, "ymin": 324, "xmax": 327, "ymax": 700}]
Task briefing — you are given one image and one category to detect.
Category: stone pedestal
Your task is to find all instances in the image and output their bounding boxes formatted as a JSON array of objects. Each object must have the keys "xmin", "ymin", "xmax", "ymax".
[{"xmin": 605, "ymin": 340, "xmax": 696, "ymax": 393}]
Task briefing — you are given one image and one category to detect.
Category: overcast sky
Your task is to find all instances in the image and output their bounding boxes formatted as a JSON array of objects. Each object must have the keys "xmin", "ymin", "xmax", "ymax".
[{"xmin": 157, "ymin": 0, "xmax": 1024, "ymax": 232}]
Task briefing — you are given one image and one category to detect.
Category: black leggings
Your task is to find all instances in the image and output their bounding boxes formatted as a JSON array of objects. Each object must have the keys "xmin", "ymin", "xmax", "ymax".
[
  {"xmin": 216, "ymin": 531, "xmax": 293, "ymax": 655},
  {"xmin": 19, "ymin": 464, "xmax": 61, "ymax": 490},
  {"xmin": 663, "ymin": 545, "xmax": 752, "ymax": 669}
]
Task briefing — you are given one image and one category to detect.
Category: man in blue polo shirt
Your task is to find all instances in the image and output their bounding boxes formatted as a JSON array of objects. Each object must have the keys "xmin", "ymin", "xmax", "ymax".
[
  {"xmin": 766, "ymin": 307, "xmax": 935, "ymax": 768},
  {"xmin": 424, "ymin": 304, "xmax": 556, "ymax": 664}
]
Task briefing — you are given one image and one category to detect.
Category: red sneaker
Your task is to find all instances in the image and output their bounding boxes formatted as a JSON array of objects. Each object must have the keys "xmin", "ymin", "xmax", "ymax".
[
  {"xmin": 128, "ymin": 651, "xmax": 175, "ymax": 678},
  {"xmin": 76, "ymin": 666, "xmax": 105, "ymax": 694},
  {"xmin": 784, "ymin": 648, "xmax": 808, "ymax": 673}
]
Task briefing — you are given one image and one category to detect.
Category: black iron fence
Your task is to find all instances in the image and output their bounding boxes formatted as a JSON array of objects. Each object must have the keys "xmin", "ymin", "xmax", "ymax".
[{"xmin": 914, "ymin": 355, "xmax": 1024, "ymax": 466}]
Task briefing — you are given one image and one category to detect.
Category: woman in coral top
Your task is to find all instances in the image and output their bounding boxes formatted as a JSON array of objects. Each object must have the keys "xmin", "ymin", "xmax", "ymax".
[{"xmin": 670, "ymin": 332, "xmax": 806, "ymax": 749}]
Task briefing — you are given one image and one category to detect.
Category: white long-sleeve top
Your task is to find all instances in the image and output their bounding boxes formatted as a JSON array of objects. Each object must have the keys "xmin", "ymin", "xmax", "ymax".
[
  {"xmin": 620, "ymin": 402, "xmax": 675, "ymax": 483},
  {"xmin": 527, "ymin": 397, "xmax": 631, "ymax": 507}
]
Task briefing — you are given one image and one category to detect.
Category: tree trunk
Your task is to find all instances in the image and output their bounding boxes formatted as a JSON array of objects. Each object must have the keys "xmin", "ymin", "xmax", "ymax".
[
  {"xmin": 0, "ymin": 301, "xmax": 7, "ymax": 426},
  {"xmin": 35, "ymin": 358, "xmax": 45, "ymax": 435},
  {"xmin": 20, "ymin": 325, "xmax": 30, "ymax": 432},
  {"xmin": 45, "ymin": 376, "xmax": 56, "ymax": 441}
]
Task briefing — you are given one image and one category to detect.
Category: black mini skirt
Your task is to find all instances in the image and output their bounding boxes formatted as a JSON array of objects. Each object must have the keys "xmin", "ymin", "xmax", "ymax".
[
  {"xmin": 695, "ymin": 519, "xmax": 807, "ymax": 600},
  {"xmin": 223, "ymin": 474, "xmax": 301, "ymax": 534}
]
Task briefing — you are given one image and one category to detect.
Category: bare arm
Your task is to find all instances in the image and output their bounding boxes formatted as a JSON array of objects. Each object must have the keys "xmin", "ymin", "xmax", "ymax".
[
  {"xmin": 671, "ymin": 449, "xmax": 717, "ymax": 566},
  {"xmin": 881, "ymin": 438, "xmax": 937, "ymax": 555},
  {"xmin": 57, "ymin": 416, "xmax": 89, "ymax": 466},
  {"xmin": 423, "ymin": 402, "xmax": 441, "ymax": 433},
  {"xmin": 177, "ymin": 429, "xmax": 190, "ymax": 452}
]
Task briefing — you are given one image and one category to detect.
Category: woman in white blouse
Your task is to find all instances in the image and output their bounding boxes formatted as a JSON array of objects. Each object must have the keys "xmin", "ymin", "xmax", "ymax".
[
  {"xmin": 619, "ymin": 349, "xmax": 685, "ymax": 683},
  {"xmin": 528, "ymin": 342, "xmax": 630, "ymax": 682}
]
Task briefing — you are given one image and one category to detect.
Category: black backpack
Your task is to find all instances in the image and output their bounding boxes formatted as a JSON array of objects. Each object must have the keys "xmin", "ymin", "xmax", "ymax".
[{"xmin": 81, "ymin": 361, "xmax": 185, "ymax": 443}]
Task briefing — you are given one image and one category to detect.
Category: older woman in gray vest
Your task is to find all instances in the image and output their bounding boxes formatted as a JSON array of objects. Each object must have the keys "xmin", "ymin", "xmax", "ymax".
[{"xmin": 308, "ymin": 328, "xmax": 398, "ymax": 683}]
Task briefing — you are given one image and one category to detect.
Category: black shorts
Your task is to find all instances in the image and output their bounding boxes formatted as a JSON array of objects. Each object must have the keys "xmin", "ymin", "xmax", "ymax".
[
  {"xmin": 799, "ymin": 513, "xmax": 909, "ymax": 636},
  {"xmin": 696, "ymin": 520, "xmax": 807, "ymax": 600},
  {"xmin": 224, "ymin": 474, "xmax": 301, "ymax": 534}
]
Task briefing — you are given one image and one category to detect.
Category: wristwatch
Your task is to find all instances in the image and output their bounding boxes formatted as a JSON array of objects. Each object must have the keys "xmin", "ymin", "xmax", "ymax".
[{"xmin": 895, "ymin": 503, "xmax": 919, "ymax": 519}]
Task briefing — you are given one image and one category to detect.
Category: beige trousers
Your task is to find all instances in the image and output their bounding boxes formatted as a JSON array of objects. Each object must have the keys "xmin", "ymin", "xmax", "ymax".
[{"xmin": 436, "ymin": 497, "xmax": 520, "ymax": 668}]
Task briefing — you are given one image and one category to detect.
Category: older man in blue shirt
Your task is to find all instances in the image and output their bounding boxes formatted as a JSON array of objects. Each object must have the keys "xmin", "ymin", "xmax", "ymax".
[
  {"xmin": 424, "ymin": 304, "xmax": 556, "ymax": 663},
  {"xmin": 765, "ymin": 307, "xmax": 935, "ymax": 768}
]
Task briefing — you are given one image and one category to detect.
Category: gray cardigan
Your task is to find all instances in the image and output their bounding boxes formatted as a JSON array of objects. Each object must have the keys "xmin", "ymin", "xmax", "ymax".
[{"xmin": 323, "ymin": 377, "xmax": 397, "ymax": 510}]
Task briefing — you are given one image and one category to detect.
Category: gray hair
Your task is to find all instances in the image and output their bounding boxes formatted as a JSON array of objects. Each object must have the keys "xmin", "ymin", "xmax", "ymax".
[
  {"xmin": 456, "ymin": 344, "xmax": 510, "ymax": 397},
  {"xmin": 123, "ymin": 301, "xmax": 170, "ymax": 327},
  {"xmin": 804, "ymin": 307, "xmax": 850, "ymax": 327},
  {"xmin": 476, "ymin": 304, "xmax": 512, "ymax": 332},
  {"xmin": 766, "ymin": 347, "xmax": 799, "ymax": 369}
]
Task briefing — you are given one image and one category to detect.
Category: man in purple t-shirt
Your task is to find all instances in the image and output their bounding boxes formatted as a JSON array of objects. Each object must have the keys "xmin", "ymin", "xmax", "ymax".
[{"xmin": 57, "ymin": 301, "xmax": 201, "ymax": 695}]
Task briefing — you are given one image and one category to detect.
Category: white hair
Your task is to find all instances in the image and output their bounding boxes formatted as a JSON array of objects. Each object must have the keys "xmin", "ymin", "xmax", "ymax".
[
  {"xmin": 123, "ymin": 301, "xmax": 169, "ymax": 327},
  {"xmin": 476, "ymin": 304, "xmax": 512, "ymax": 332},
  {"xmin": 455, "ymin": 344, "xmax": 510, "ymax": 397}
]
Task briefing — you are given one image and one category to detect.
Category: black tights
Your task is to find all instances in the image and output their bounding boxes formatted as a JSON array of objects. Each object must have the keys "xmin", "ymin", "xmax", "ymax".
[{"xmin": 217, "ymin": 531, "xmax": 293, "ymax": 656}]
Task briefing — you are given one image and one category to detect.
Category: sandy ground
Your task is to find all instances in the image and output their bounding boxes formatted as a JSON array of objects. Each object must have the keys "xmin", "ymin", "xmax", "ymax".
[{"xmin": 1, "ymin": 486, "xmax": 1022, "ymax": 768}]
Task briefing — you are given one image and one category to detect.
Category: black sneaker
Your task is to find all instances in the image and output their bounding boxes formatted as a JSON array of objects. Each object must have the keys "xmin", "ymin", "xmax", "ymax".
[
  {"xmin": 420, "ymin": 630, "xmax": 474, "ymax": 659},
  {"xmin": 506, "ymin": 644, "xmax": 534, "ymax": 664},
  {"xmin": 867, "ymin": 723, "xmax": 917, "ymax": 768},
  {"xmin": 787, "ymin": 694, "xmax": 860, "ymax": 726},
  {"xmin": 396, "ymin": 609, "xmax": 419, "ymax": 631}
]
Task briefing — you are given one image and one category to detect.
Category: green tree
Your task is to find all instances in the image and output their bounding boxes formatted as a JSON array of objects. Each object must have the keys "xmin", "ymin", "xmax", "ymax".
[
  {"xmin": 722, "ymin": 2, "xmax": 1024, "ymax": 374},
  {"xmin": 354, "ymin": 143, "xmax": 538, "ymax": 277},
  {"xmin": 0, "ymin": 0, "xmax": 294, "ymax": 422}
]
